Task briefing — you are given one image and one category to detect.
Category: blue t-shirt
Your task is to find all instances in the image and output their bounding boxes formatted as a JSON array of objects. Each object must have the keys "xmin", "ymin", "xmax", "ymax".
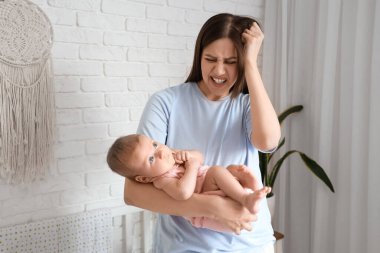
[{"xmin": 137, "ymin": 82, "xmax": 274, "ymax": 252}]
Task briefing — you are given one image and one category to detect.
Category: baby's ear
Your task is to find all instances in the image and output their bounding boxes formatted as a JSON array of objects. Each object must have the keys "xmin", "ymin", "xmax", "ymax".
[{"xmin": 134, "ymin": 175, "xmax": 152, "ymax": 183}]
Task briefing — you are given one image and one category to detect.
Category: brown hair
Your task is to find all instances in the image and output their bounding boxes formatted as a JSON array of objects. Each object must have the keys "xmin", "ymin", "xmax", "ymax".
[
  {"xmin": 186, "ymin": 13, "xmax": 261, "ymax": 98},
  {"xmin": 106, "ymin": 134, "xmax": 141, "ymax": 179}
]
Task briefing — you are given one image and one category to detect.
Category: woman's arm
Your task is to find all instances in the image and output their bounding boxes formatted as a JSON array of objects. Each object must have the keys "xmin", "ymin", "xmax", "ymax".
[
  {"xmin": 242, "ymin": 22, "xmax": 281, "ymax": 151},
  {"xmin": 124, "ymin": 178, "xmax": 256, "ymax": 232}
]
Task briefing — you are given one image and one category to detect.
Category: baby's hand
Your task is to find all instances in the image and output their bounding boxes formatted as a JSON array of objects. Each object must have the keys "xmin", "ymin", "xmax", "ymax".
[
  {"xmin": 184, "ymin": 157, "xmax": 201, "ymax": 171},
  {"xmin": 173, "ymin": 150, "xmax": 190, "ymax": 164}
]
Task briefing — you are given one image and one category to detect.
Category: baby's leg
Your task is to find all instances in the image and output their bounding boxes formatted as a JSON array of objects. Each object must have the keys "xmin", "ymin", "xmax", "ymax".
[
  {"xmin": 226, "ymin": 165, "xmax": 271, "ymax": 213},
  {"xmin": 202, "ymin": 165, "xmax": 270, "ymax": 214},
  {"xmin": 201, "ymin": 166, "xmax": 236, "ymax": 193},
  {"xmin": 244, "ymin": 186, "xmax": 271, "ymax": 213},
  {"xmin": 226, "ymin": 164, "xmax": 260, "ymax": 191}
]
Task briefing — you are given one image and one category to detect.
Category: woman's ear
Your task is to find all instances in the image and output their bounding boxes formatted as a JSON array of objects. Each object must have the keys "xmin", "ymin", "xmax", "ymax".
[{"xmin": 134, "ymin": 175, "xmax": 152, "ymax": 183}]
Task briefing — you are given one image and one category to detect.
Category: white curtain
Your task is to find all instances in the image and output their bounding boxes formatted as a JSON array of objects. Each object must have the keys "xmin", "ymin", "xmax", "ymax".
[{"xmin": 262, "ymin": 0, "xmax": 380, "ymax": 253}]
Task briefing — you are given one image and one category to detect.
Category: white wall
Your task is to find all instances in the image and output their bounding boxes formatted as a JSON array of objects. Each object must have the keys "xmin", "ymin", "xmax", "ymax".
[{"xmin": 0, "ymin": 0, "xmax": 265, "ymax": 251}]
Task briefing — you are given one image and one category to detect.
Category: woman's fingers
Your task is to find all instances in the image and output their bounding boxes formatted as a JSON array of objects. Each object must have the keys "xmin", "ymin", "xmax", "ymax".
[
  {"xmin": 229, "ymin": 209, "xmax": 257, "ymax": 234},
  {"xmin": 212, "ymin": 195, "xmax": 258, "ymax": 233},
  {"xmin": 242, "ymin": 22, "xmax": 264, "ymax": 42},
  {"xmin": 241, "ymin": 22, "xmax": 264, "ymax": 64},
  {"xmin": 233, "ymin": 219, "xmax": 254, "ymax": 235},
  {"xmin": 242, "ymin": 221, "xmax": 253, "ymax": 232},
  {"xmin": 234, "ymin": 225, "xmax": 241, "ymax": 235},
  {"xmin": 243, "ymin": 24, "xmax": 263, "ymax": 39},
  {"xmin": 252, "ymin": 21, "xmax": 262, "ymax": 32}
]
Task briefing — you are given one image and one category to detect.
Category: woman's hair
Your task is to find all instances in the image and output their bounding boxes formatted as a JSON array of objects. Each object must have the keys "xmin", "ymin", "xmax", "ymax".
[
  {"xmin": 107, "ymin": 134, "xmax": 140, "ymax": 179},
  {"xmin": 186, "ymin": 13, "xmax": 261, "ymax": 98}
]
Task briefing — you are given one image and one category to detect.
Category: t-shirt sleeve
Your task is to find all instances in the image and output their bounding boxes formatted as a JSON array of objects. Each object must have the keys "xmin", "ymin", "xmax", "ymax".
[{"xmin": 137, "ymin": 90, "xmax": 173, "ymax": 144}]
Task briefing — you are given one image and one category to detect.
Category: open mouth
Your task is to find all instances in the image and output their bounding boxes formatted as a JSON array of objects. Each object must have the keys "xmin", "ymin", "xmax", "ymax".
[{"xmin": 211, "ymin": 76, "xmax": 227, "ymax": 84}]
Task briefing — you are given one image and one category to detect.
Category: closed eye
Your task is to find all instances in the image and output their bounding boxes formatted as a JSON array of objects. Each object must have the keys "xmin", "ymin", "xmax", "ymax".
[
  {"xmin": 148, "ymin": 156, "xmax": 154, "ymax": 164},
  {"xmin": 205, "ymin": 57, "xmax": 217, "ymax": 62}
]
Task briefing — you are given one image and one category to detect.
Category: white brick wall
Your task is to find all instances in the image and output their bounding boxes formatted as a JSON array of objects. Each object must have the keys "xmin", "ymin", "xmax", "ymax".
[{"xmin": 0, "ymin": 0, "xmax": 265, "ymax": 251}]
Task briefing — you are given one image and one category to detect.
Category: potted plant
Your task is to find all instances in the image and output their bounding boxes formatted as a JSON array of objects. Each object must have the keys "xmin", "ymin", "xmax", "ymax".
[{"xmin": 259, "ymin": 105, "xmax": 335, "ymax": 200}]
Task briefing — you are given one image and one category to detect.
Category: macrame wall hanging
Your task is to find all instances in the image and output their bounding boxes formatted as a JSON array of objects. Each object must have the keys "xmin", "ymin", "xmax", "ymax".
[{"xmin": 0, "ymin": 0, "xmax": 55, "ymax": 184}]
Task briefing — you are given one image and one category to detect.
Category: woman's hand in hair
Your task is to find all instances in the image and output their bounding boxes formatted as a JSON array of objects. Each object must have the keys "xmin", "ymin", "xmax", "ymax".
[{"xmin": 242, "ymin": 22, "xmax": 264, "ymax": 67}]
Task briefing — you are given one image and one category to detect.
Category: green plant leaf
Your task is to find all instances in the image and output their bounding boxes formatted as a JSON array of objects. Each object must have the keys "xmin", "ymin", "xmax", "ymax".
[
  {"xmin": 278, "ymin": 105, "xmax": 303, "ymax": 124},
  {"xmin": 268, "ymin": 150, "xmax": 297, "ymax": 187},
  {"xmin": 299, "ymin": 153, "xmax": 335, "ymax": 192},
  {"xmin": 258, "ymin": 104, "xmax": 334, "ymax": 196},
  {"xmin": 267, "ymin": 150, "xmax": 335, "ymax": 193},
  {"xmin": 259, "ymin": 152, "xmax": 268, "ymax": 183}
]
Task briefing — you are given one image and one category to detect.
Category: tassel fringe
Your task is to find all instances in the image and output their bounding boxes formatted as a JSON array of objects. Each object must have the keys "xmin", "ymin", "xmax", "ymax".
[{"xmin": 0, "ymin": 59, "xmax": 55, "ymax": 184}]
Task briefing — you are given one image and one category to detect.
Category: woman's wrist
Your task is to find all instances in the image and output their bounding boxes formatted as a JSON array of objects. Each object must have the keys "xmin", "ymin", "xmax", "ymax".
[
  {"xmin": 188, "ymin": 193, "xmax": 217, "ymax": 218},
  {"xmin": 245, "ymin": 58, "xmax": 258, "ymax": 69}
]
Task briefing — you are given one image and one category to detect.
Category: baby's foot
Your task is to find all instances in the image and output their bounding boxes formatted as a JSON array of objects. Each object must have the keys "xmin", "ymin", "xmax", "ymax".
[
  {"xmin": 227, "ymin": 165, "xmax": 260, "ymax": 191},
  {"xmin": 244, "ymin": 187, "xmax": 271, "ymax": 214}
]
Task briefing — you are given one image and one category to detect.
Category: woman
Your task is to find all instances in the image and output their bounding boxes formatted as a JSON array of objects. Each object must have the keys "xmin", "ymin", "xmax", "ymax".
[{"xmin": 124, "ymin": 13, "xmax": 281, "ymax": 253}]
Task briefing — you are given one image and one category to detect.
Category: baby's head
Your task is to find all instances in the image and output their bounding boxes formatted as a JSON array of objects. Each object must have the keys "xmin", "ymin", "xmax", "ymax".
[
  {"xmin": 107, "ymin": 134, "xmax": 141, "ymax": 180},
  {"xmin": 107, "ymin": 134, "xmax": 176, "ymax": 183}
]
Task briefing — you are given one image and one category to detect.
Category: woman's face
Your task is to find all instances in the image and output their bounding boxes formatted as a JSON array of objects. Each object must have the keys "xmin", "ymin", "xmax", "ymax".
[{"xmin": 198, "ymin": 38, "xmax": 238, "ymax": 101}]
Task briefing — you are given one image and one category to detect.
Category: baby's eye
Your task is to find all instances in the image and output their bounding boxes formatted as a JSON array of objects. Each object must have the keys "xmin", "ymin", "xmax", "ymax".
[
  {"xmin": 148, "ymin": 156, "xmax": 154, "ymax": 164},
  {"xmin": 153, "ymin": 142, "xmax": 158, "ymax": 148}
]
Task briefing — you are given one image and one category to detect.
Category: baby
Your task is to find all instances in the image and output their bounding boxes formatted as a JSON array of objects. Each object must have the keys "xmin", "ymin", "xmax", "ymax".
[{"xmin": 107, "ymin": 134, "xmax": 271, "ymax": 232}]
